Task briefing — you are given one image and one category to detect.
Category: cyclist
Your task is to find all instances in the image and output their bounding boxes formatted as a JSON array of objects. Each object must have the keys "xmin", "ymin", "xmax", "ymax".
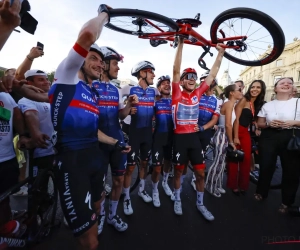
[
  {"xmin": 171, "ymin": 36, "xmax": 225, "ymax": 220},
  {"xmin": 93, "ymin": 46, "xmax": 137, "ymax": 232},
  {"xmin": 121, "ymin": 60, "xmax": 159, "ymax": 215},
  {"xmin": 190, "ymin": 71, "xmax": 220, "ymax": 191},
  {"xmin": 151, "ymin": 75, "xmax": 173, "ymax": 206},
  {"xmin": 48, "ymin": 5, "xmax": 130, "ymax": 250}
]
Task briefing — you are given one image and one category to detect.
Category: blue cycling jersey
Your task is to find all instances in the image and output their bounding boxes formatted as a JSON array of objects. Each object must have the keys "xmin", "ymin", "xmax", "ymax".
[
  {"xmin": 121, "ymin": 85, "xmax": 158, "ymax": 129},
  {"xmin": 92, "ymin": 82, "xmax": 123, "ymax": 137},
  {"xmin": 198, "ymin": 94, "xmax": 219, "ymax": 126},
  {"xmin": 154, "ymin": 98, "xmax": 173, "ymax": 133},
  {"xmin": 49, "ymin": 80, "xmax": 99, "ymax": 151}
]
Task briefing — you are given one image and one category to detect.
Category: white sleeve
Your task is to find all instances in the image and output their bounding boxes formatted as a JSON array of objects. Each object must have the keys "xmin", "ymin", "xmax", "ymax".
[
  {"xmin": 258, "ymin": 103, "xmax": 267, "ymax": 117},
  {"xmin": 121, "ymin": 85, "xmax": 131, "ymax": 97},
  {"xmin": 118, "ymin": 89, "xmax": 125, "ymax": 110},
  {"xmin": 18, "ymin": 98, "xmax": 38, "ymax": 113},
  {"xmin": 214, "ymin": 98, "xmax": 222, "ymax": 116},
  {"xmin": 154, "ymin": 87, "xmax": 160, "ymax": 96},
  {"xmin": 53, "ymin": 44, "xmax": 87, "ymax": 85}
]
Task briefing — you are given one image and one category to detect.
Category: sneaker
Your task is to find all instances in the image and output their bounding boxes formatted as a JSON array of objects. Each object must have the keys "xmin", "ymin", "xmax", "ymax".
[
  {"xmin": 152, "ymin": 192, "xmax": 161, "ymax": 207},
  {"xmin": 217, "ymin": 187, "xmax": 226, "ymax": 194},
  {"xmin": 205, "ymin": 186, "xmax": 221, "ymax": 198},
  {"xmin": 123, "ymin": 199, "xmax": 133, "ymax": 215},
  {"xmin": 97, "ymin": 214, "xmax": 105, "ymax": 235},
  {"xmin": 191, "ymin": 180, "xmax": 196, "ymax": 191},
  {"xmin": 107, "ymin": 215, "xmax": 128, "ymax": 232},
  {"xmin": 162, "ymin": 181, "xmax": 172, "ymax": 196},
  {"xmin": 138, "ymin": 190, "xmax": 152, "ymax": 203},
  {"xmin": 197, "ymin": 205, "xmax": 214, "ymax": 221},
  {"xmin": 104, "ymin": 184, "xmax": 112, "ymax": 196},
  {"xmin": 13, "ymin": 185, "xmax": 28, "ymax": 196},
  {"xmin": 170, "ymin": 192, "xmax": 175, "ymax": 201},
  {"xmin": 174, "ymin": 200, "xmax": 183, "ymax": 215}
]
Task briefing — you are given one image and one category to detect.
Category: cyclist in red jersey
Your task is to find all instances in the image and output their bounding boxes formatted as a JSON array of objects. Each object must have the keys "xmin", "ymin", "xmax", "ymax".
[{"xmin": 171, "ymin": 37, "xmax": 225, "ymax": 219}]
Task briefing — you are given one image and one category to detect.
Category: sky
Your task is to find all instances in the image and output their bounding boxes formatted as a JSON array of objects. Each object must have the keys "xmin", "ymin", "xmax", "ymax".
[{"xmin": 1, "ymin": 0, "xmax": 300, "ymax": 83}]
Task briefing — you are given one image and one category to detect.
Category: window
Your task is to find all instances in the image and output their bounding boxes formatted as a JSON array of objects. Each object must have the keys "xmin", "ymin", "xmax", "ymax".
[
  {"xmin": 276, "ymin": 59, "xmax": 283, "ymax": 67},
  {"xmin": 274, "ymin": 75, "xmax": 282, "ymax": 84}
]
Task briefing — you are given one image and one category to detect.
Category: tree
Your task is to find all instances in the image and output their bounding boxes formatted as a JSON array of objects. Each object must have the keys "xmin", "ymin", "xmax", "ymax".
[{"xmin": 47, "ymin": 71, "xmax": 55, "ymax": 83}]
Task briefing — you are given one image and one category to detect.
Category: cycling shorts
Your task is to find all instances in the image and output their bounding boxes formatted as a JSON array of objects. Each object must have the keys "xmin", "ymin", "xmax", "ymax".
[
  {"xmin": 127, "ymin": 127, "xmax": 152, "ymax": 165},
  {"xmin": 54, "ymin": 145, "xmax": 105, "ymax": 237},
  {"xmin": 172, "ymin": 133, "xmax": 205, "ymax": 167},
  {"xmin": 99, "ymin": 143, "xmax": 127, "ymax": 176},
  {"xmin": 0, "ymin": 157, "xmax": 19, "ymax": 196},
  {"xmin": 152, "ymin": 132, "xmax": 172, "ymax": 166}
]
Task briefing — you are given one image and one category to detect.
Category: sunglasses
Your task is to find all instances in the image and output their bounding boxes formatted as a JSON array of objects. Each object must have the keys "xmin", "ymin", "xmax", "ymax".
[
  {"xmin": 275, "ymin": 77, "xmax": 293, "ymax": 86},
  {"xmin": 235, "ymin": 88, "xmax": 242, "ymax": 92},
  {"xmin": 184, "ymin": 73, "xmax": 198, "ymax": 80},
  {"xmin": 143, "ymin": 68, "xmax": 155, "ymax": 74}
]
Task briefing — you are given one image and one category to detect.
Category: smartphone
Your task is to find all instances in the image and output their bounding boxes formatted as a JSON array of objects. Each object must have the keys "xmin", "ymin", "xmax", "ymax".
[{"xmin": 37, "ymin": 42, "xmax": 44, "ymax": 51}]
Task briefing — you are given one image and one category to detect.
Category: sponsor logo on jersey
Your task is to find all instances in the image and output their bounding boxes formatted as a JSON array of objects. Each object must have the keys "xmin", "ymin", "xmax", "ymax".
[{"xmin": 191, "ymin": 96, "xmax": 198, "ymax": 104}]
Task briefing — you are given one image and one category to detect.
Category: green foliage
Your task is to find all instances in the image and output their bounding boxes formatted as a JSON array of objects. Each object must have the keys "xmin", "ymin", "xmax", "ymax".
[{"xmin": 47, "ymin": 71, "xmax": 55, "ymax": 83}]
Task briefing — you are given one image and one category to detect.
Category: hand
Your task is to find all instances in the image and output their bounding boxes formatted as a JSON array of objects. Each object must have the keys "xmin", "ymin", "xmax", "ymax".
[
  {"xmin": 121, "ymin": 145, "xmax": 131, "ymax": 154},
  {"xmin": 0, "ymin": 75, "xmax": 27, "ymax": 93},
  {"xmin": 130, "ymin": 107, "xmax": 137, "ymax": 115},
  {"xmin": 213, "ymin": 125, "xmax": 218, "ymax": 130},
  {"xmin": 229, "ymin": 142, "xmax": 237, "ymax": 151},
  {"xmin": 269, "ymin": 120, "xmax": 284, "ymax": 128},
  {"xmin": 97, "ymin": 4, "xmax": 112, "ymax": 21},
  {"xmin": 32, "ymin": 132, "xmax": 50, "ymax": 148},
  {"xmin": 28, "ymin": 47, "xmax": 44, "ymax": 59},
  {"xmin": 216, "ymin": 43, "xmax": 225, "ymax": 53},
  {"xmin": 281, "ymin": 120, "xmax": 296, "ymax": 129},
  {"xmin": 233, "ymin": 138, "xmax": 240, "ymax": 145},
  {"xmin": 0, "ymin": 0, "xmax": 21, "ymax": 28},
  {"xmin": 127, "ymin": 94, "xmax": 138, "ymax": 106},
  {"xmin": 255, "ymin": 129, "xmax": 261, "ymax": 136},
  {"xmin": 194, "ymin": 124, "xmax": 200, "ymax": 132},
  {"xmin": 17, "ymin": 136, "xmax": 34, "ymax": 150}
]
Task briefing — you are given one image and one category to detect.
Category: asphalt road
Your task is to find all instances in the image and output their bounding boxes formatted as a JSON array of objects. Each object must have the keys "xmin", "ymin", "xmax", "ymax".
[{"xmin": 11, "ymin": 165, "xmax": 300, "ymax": 250}]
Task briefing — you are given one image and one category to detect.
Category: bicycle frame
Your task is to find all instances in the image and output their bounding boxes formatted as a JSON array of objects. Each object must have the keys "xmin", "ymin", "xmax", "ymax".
[{"xmin": 139, "ymin": 21, "xmax": 246, "ymax": 49}]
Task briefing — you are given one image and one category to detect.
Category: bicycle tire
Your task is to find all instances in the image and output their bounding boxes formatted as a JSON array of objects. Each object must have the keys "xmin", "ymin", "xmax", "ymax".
[
  {"xmin": 105, "ymin": 8, "xmax": 178, "ymax": 35},
  {"xmin": 32, "ymin": 169, "xmax": 58, "ymax": 240},
  {"xmin": 210, "ymin": 8, "xmax": 285, "ymax": 66}
]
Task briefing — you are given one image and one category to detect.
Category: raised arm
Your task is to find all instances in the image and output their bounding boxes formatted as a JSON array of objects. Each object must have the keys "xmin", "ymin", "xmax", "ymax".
[
  {"xmin": 172, "ymin": 37, "xmax": 184, "ymax": 83},
  {"xmin": 205, "ymin": 44, "xmax": 225, "ymax": 86}
]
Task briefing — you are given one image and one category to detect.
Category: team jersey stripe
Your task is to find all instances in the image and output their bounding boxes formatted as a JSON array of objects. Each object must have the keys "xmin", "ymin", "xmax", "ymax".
[
  {"xmin": 69, "ymin": 100, "xmax": 99, "ymax": 114},
  {"xmin": 73, "ymin": 43, "xmax": 88, "ymax": 58},
  {"xmin": 97, "ymin": 101, "xmax": 119, "ymax": 106},
  {"xmin": 135, "ymin": 102, "xmax": 154, "ymax": 106},
  {"xmin": 156, "ymin": 110, "xmax": 172, "ymax": 115}
]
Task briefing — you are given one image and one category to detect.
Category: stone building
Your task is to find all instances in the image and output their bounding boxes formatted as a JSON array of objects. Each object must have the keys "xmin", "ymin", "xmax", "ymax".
[
  {"xmin": 219, "ymin": 70, "xmax": 233, "ymax": 88},
  {"xmin": 239, "ymin": 38, "xmax": 300, "ymax": 101}
]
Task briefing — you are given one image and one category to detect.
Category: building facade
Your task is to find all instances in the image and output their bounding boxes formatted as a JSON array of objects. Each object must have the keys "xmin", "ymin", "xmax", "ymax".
[
  {"xmin": 239, "ymin": 38, "xmax": 300, "ymax": 101},
  {"xmin": 219, "ymin": 69, "xmax": 233, "ymax": 87}
]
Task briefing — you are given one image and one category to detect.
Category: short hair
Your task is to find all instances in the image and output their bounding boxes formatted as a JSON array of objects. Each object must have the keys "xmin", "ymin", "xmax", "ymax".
[
  {"xmin": 224, "ymin": 84, "xmax": 236, "ymax": 99},
  {"xmin": 235, "ymin": 80, "xmax": 244, "ymax": 86}
]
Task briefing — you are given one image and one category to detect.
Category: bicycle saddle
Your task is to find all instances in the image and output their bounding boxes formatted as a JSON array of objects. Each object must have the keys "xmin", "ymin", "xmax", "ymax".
[{"xmin": 176, "ymin": 18, "xmax": 202, "ymax": 27}]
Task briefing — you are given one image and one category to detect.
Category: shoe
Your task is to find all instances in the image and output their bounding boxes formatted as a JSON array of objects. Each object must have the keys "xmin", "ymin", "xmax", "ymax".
[
  {"xmin": 107, "ymin": 215, "xmax": 128, "ymax": 232},
  {"xmin": 162, "ymin": 181, "xmax": 172, "ymax": 196},
  {"xmin": 97, "ymin": 214, "xmax": 105, "ymax": 235},
  {"xmin": 174, "ymin": 200, "xmax": 183, "ymax": 215},
  {"xmin": 104, "ymin": 184, "xmax": 112, "ymax": 196},
  {"xmin": 197, "ymin": 205, "xmax": 214, "ymax": 221},
  {"xmin": 170, "ymin": 192, "xmax": 175, "ymax": 201},
  {"xmin": 152, "ymin": 192, "xmax": 161, "ymax": 207},
  {"xmin": 288, "ymin": 206, "xmax": 300, "ymax": 217},
  {"xmin": 138, "ymin": 190, "xmax": 152, "ymax": 203},
  {"xmin": 123, "ymin": 199, "xmax": 133, "ymax": 215},
  {"xmin": 0, "ymin": 220, "xmax": 27, "ymax": 238},
  {"xmin": 217, "ymin": 187, "xmax": 226, "ymax": 194},
  {"xmin": 205, "ymin": 186, "xmax": 221, "ymax": 198},
  {"xmin": 240, "ymin": 190, "xmax": 246, "ymax": 195},
  {"xmin": 191, "ymin": 180, "xmax": 196, "ymax": 191},
  {"xmin": 231, "ymin": 190, "xmax": 240, "ymax": 196}
]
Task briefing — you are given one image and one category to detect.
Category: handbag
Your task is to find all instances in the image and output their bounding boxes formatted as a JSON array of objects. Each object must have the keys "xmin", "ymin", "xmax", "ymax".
[
  {"xmin": 287, "ymin": 98, "xmax": 300, "ymax": 151},
  {"xmin": 226, "ymin": 145, "xmax": 245, "ymax": 162}
]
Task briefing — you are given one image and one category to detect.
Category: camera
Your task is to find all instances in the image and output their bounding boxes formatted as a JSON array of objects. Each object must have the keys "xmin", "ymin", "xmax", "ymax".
[{"xmin": 17, "ymin": 0, "xmax": 38, "ymax": 35}]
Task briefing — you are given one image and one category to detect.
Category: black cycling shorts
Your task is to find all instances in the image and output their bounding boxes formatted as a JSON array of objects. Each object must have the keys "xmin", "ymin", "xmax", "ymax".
[
  {"xmin": 0, "ymin": 157, "xmax": 19, "ymax": 196},
  {"xmin": 152, "ymin": 132, "xmax": 172, "ymax": 166},
  {"xmin": 54, "ymin": 146, "xmax": 105, "ymax": 237},
  {"xmin": 172, "ymin": 133, "xmax": 204, "ymax": 166},
  {"xmin": 127, "ymin": 127, "xmax": 152, "ymax": 165}
]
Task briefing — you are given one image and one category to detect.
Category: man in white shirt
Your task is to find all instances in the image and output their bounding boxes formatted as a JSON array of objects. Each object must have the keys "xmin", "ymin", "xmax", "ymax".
[{"xmin": 18, "ymin": 70, "xmax": 56, "ymax": 170}]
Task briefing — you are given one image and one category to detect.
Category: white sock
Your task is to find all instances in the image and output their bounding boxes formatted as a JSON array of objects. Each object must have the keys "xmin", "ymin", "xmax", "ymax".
[
  {"xmin": 163, "ymin": 171, "xmax": 169, "ymax": 182},
  {"xmin": 109, "ymin": 200, "xmax": 118, "ymax": 219},
  {"xmin": 197, "ymin": 191, "xmax": 204, "ymax": 206},
  {"xmin": 152, "ymin": 181, "xmax": 159, "ymax": 193},
  {"xmin": 123, "ymin": 187, "xmax": 130, "ymax": 200},
  {"xmin": 139, "ymin": 179, "xmax": 145, "ymax": 193},
  {"xmin": 100, "ymin": 199, "xmax": 105, "ymax": 216},
  {"xmin": 174, "ymin": 188, "xmax": 181, "ymax": 201}
]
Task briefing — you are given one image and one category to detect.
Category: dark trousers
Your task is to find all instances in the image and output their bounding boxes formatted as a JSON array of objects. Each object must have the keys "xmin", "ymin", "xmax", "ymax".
[{"xmin": 257, "ymin": 128, "xmax": 300, "ymax": 206}]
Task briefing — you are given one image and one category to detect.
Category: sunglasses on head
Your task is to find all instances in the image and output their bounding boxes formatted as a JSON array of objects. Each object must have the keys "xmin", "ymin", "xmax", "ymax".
[
  {"xmin": 275, "ymin": 77, "xmax": 293, "ymax": 86},
  {"xmin": 184, "ymin": 73, "xmax": 198, "ymax": 80},
  {"xmin": 143, "ymin": 68, "xmax": 155, "ymax": 74}
]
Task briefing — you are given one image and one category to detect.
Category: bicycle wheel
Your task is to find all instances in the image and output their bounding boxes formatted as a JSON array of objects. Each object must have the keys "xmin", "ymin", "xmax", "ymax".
[
  {"xmin": 105, "ymin": 9, "xmax": 178, "ymax": 36},
  {"xmin": 210, "ymin": 8, "xmax": 285, "ymax": 66},
  {"xmin": 32, "ymin": 169, "xmax": 58, "ymax": 241}
]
